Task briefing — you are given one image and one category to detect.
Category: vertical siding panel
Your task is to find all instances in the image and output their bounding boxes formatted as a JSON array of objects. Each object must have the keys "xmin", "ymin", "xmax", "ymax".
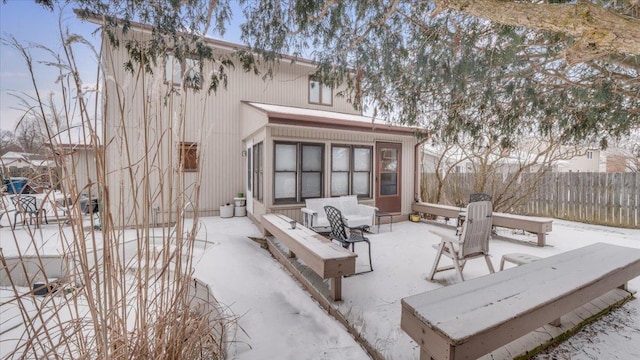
[{"xmin": 103, "ymin": 27, "xmax": 417, "ymax": 225}]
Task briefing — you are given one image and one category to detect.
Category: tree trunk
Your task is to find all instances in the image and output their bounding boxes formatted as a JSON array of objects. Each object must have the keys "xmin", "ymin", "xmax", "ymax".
[{"xmin": 435, "ymin": 0, "xmax": 640, "ymax": 58}]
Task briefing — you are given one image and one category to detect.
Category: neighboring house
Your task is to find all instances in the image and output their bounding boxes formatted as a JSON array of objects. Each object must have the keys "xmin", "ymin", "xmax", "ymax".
[
  {"xmin": 53, "ymin": 143, "xmax": 99, "ymax": 198},
  {"xmin": 562, "ymin": 149, "xmax": 600, "ymax": 172},
  {"xmin": 420, "ymin": 147, "xmax": 441, "ymax": 174},
  {"xmin": 420, "ymin": 145, "xmax": 474, "ymax": 175},
  {"xmin": 86, "ymin": 17, "xmax": 419, "ymax": 227},
  {"xmin": 0, "ymin": 151, "xmax": 52, "ymax": 169},
  {"xmin": 421, "ymin": 144, "xmax": 602, "ymax": 177},
  {"xmin": 0, "ymin": 151, "xmax": 54, "ymax": 177}
]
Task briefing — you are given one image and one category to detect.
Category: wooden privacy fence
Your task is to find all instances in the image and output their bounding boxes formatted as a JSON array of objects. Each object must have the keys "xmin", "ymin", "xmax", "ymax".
[
  {"xmin": 422, "ymin": 172, "xmax": 639, "ymax": 228},
  {"xmin": 517, "ymin": 172, "xmax": 639, "ymax": 228}
]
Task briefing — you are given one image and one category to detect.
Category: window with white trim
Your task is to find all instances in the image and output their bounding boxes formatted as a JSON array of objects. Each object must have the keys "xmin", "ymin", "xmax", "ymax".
[
  {"xmin": 247, "ymin": 147, "xmax": 252, "ymax": 191},
  {"xmin": 331, "ymin": 145, "xmax": 372, "ymax": 198},
  {"xmin": 165, "ymin": 54, "xmax": 202, "ymax": 89},
  {"xmin": 253, "ymin": 142, "xmax": 263, "ymax": 201},
  {"xmin": 308, "ymin": 76, "xmax": 332, "ymax": 106},
  {"xmin": 274, "ymin": 142, "xmax": 323, "ymax": 203}
]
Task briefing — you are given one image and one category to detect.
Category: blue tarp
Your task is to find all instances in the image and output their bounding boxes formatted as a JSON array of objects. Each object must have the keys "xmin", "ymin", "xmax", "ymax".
[{"xmin": 4, "ymin": 177, "xmax": 29, "ymax": 194}]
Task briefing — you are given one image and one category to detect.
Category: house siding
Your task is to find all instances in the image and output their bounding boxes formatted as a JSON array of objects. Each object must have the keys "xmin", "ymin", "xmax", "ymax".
[
  {"xmin": 259, "ymin": 124, "xmax": 417, "ymax": 223},
  {"xmin": 101, "ymin": 27, "xmax": 362, "ymax": 226}
]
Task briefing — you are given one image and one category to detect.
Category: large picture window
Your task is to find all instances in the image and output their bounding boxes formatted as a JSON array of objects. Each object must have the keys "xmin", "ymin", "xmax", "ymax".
[
  {"xmin": 308, "ymin": 76, "xmax": 332, "ymax": 106},
  {"xmin": 331, "ymin": 145, "xmax": 372, "ymax": 198},
  {"xmin": 274, "ymin": 142, "xmax": 323, "ymax": 203},
  {"xmin": 253, "ymin": 142, "xmax": 263, "ymax": 201}
]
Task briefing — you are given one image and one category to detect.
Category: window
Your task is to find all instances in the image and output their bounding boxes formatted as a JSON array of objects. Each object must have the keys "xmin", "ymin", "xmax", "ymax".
[
  {"xmin": 308, "ymin": 76, "xmax": 332, "ymax": 106},
  {"xmin": 247, "ymin": 147, "xmax": 252, "ymax": 191},
  {"xmin": 274, "ymin": 142, "xmax": 323, "ymax": 203},
  {"xmin": 587, "ymin": 151, "xmax": 593, "ymax": 159},
  {"xmin": 253, "ymin": 142, "xmax": 263, "ymax": 201},
  {"xmin": 179, "ymin": 142, "xmax": 199, "ymax": 172},
  {"xmin": 331, "ymin": 145, "xmax": 372, "ymax": 198},
  {"xmin": 165, "ymin": 54, "xmax": 202, "ymax": 89}
]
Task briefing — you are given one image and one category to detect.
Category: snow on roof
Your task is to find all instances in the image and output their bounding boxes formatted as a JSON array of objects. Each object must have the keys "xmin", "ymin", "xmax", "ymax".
[
  {"xmin": 1, "ymin": 151, "xmax": 37, "ymax": 160},
  {"xmin": 244, "ymin": 102, "xmax": 418, "ymax": 135},
  {"xmin": 246, "ymin": 101, "xmax": 382, "ymax": 124}
]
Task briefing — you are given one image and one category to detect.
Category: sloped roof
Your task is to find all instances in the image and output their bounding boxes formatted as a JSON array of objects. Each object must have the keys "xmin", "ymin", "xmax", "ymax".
[{"xmin": 244, "ymin": 101, "xmax": 418, "ymax": 136}]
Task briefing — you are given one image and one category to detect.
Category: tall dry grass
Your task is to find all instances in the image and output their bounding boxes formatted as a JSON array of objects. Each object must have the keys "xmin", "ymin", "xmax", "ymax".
[{"xmin": 1, "ymin": 18, "xmax": 230, "ymax": 360}]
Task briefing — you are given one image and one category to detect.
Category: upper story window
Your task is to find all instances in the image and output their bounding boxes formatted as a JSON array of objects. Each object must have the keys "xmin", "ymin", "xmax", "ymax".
[
  {"xmin": 587, "ymin": 151, "xmax": 594, "ymax": 159},
  {"xmin": 165, "ymin": 54, "xmax": 202, "ymax": 89},
  {"xmin": 308, "ymin": 76, "xmax": 332, "ymax": 106},
  {"xmin": 179, "ymin": 142, "xmax": 199, "ymax": 172},
  {"xmin": 274, "ymin": 142, "xmax": 324, "ymax": 204}
]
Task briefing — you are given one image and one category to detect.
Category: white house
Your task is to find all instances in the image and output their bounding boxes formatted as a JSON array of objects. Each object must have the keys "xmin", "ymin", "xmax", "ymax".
[
  {"xmin": 0, "ymin": 151, "xmax": 52, "ymax": 170},
  {"xmin": 562, "ymin": 149, "xmax": 601, "ymax": 172},
  {"xmin": 83, "ymin": 16, "xmax": 420, "ymax": 228}
]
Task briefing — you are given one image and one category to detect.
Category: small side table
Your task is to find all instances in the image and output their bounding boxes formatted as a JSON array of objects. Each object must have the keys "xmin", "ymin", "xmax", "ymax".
[{"xmin": 375, "ymin": 210, "xmax": 393, "ymax": 233}]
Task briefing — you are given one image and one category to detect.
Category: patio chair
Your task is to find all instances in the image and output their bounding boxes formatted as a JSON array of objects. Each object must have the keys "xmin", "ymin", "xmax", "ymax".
[
  {"xmin": 324, "ymin": 205, "xmax": 373, "ymax": 274},
  {"xmin": 429, "ymin": 200, "xmax": 495, "ymax": 282},
  {"xmin": 11, "ymin": 195, "xmax": 48, "ymax": 229},
  {"xmin": 457, "ymin": 192, "xmax": 493, "ymax": 235}
]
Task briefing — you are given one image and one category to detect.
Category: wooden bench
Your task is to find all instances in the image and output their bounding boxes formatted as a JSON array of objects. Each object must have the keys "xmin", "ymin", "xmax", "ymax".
[
  {"xmin": 412, "ymin": 202, "xmax": 462, "ymax": 220},
  {"xmin": 262, "ymin": 213, "xmax": 356, "ymax": 301},
  {"xmin": 492, "ymin": 212, "xmax": 553, "ymax": 246},
  {"xmin": 412, "ymin": 202, "xmax": 553, "ymax": 246},
  {"xmin": 401, "ymin": 243, "xmax": 640, "ymax": 360},
  {"xmin": 500, "ymin": 252, "xmax": 541, "ymax": 270}
]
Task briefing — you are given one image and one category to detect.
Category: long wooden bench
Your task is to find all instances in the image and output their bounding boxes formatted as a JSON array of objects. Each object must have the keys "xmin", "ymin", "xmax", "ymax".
[
  {"xmin": 262, "ymin": 213, "xmax": 356, "ymax": 301},
  {"xmin": 401, "ymin": 243, "xmax": 640, "ymax": 360},
  {"xmin": 492, "ymin": 211, "xmax": 552, "ymax": 246},
  {"xmin": 412, "ymin": 202, "xmax": 553, "ymax": 246},
  {"xmin": 412, "ymin": 202, "xmax": 462, "ymax": 220}
]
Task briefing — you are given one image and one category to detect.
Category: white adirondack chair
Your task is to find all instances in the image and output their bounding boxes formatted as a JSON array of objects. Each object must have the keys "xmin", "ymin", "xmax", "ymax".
[{"xmin": 428, "ymin": 200, "xmax": 495, "ymax": 282}]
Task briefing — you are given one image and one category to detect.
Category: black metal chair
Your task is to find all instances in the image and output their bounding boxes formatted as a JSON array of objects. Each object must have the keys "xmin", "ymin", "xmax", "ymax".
[
  {"xmin": 11, "ymin": 195, "xmax": 47, "ymax": 229},
  {"xmin": 324, "ymin": 205, "xmax": 373, "ymax": 273}
]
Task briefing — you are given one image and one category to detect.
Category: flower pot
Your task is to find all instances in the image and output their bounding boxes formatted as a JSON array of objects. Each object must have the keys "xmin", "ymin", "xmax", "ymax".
[
  {"xmin": 220, "ymin": 205, "xmax": 234, "ymax": 218},
  {"xmin": 233, "ymin": 197, "xmax": 246, "ymax": 207}
]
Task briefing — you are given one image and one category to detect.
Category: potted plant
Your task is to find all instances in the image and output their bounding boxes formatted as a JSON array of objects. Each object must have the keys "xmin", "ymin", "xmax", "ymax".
[{"xmin": 234, "ymin": 192, "xmax": 246, "ymax": 207}]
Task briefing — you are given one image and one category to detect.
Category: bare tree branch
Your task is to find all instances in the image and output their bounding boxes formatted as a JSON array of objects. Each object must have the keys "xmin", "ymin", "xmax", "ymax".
[{"xmin": 434, "ymin": 0, "xmax": 640, "ymax": 57}]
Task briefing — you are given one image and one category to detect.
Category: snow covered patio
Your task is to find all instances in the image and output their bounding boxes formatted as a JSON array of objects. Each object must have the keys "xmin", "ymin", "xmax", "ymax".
[
  {"xmin": 2, "ymin": 214, "xmax": 640, "ymax": 359},
  {"xmin": 190, "ymin": 216, "xmax": 640, "ymax": 359}
]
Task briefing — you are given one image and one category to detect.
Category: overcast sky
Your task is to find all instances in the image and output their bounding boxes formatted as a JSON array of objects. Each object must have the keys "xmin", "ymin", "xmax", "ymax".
[{"xmin": 0, "ymin": 1, "xmax": 244, "ymax": 134}]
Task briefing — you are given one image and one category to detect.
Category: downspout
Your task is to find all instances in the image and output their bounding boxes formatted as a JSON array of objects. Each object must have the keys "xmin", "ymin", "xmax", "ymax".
[{"xmin": 414, "ymin": 132, "xmax": 430, "ymax": 204}]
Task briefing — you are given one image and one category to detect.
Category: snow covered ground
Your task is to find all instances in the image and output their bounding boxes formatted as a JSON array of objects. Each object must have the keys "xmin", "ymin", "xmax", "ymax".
[{"xmin": 1, "ymin": 212, "xmax": 640, "ymax": 359}]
